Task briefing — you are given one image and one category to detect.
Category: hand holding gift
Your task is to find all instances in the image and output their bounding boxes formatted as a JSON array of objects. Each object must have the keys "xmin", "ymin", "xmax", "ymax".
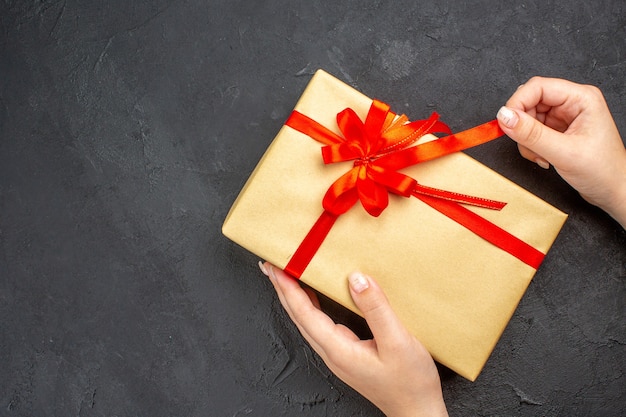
[
  {"xmin": 259, "ymin": 262, "xmax": 449, "ymax": 417},
  {"xmin": 497, "ymin": 76, "xmax": 626, "ymax": 228}
]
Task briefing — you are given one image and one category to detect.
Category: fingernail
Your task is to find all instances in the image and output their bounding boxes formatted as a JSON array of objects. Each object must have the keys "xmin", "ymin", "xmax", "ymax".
[
  {"xmin": 535, "ymin": 158, "xmax": 550, "ymax": 169},
  {"xmin": 258, "ymin": 261, "xmax": 269, "ymax": 276},
  {"xmin": 497, "ymin": 106, "xmax": 519, "ymax": 129},
  {"xmin": 349, "ymin": 272, "xmax": 370, "ymax": 294}
]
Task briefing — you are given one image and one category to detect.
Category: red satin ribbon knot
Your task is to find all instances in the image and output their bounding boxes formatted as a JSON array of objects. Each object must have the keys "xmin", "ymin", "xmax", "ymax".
[{"xmin": 283, "ymin": 100, "xmax": 545, "ymax": 278}]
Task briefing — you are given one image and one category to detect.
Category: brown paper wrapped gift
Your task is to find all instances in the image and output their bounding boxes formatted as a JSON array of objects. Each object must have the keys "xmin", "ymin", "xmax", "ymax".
[{"xmin": 222, "ymin": 70, "xmax": 567, "ymax": 381}]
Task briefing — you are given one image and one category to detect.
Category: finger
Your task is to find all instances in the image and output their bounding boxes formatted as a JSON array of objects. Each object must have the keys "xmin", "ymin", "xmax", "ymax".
[
  {"xmin": 260, "ymin": 262, "xmax": 329, "ymax": 354},
  {"xmin": 347, "ymin": 272, "xmax": 411, "ymax": 356},
  {"xmin": 506, "ymin": 77, "xmax": 601, "ymax": 132},
  {"xmin": 497, "ymin": 106, "xmax": 569, "ymax": 166},
  {"xmin": 506, "ymin": 76, "xmax": 575, "ymax": 112},
  {"xmin": 263, "ymin": 263, "xmax": 358, "ymax": 355},
  {"xmin": 517, "ymin": 144, "xmax": 550, "ymax": 169},
  {"xmin": 335, "ymin": 323, "xmax": 361, "ymax": 342},
  {"xmin": 265, "ymin": 263, "xmax": 334, "ymax": 356},
  {"xmin": 302, "ymin": 286, "xmax": 321, "ymax": 310}
]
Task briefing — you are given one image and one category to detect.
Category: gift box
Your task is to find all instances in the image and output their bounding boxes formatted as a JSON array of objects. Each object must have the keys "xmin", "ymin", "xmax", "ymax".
[{"xmin": 222, "ymin": 69, "xmax": 567, "ymax": 381}]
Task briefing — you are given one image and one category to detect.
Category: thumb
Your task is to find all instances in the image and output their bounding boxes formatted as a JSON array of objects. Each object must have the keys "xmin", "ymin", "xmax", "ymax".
[
  {"xmin": 497, "ymin": 106, "xmax": 564, "ymax": 166},
  {"xmin": 348, "ymin": 272, "xmax": 409, "ymax": 348}
]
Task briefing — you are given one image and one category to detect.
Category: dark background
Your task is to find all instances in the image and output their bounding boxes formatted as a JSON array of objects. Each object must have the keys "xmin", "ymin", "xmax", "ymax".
[{"xmin": 1, "ymin": 0, "xmax": 625, "ymax": 416}]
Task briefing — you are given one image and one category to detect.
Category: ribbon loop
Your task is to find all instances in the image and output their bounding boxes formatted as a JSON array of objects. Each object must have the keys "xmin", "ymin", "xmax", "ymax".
[{"xmin": 320, "ymin": 100, "xmax": 457, "ymax": 212}]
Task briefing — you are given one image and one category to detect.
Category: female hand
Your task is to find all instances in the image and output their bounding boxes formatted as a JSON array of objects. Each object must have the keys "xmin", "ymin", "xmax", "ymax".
[
  {"xmin": 259, "ymin": 262, "xmax": 448, "ymax": 417},
  {"xmin": 496, "ymin": 76, "xmax": 626, "ymax": 228}
]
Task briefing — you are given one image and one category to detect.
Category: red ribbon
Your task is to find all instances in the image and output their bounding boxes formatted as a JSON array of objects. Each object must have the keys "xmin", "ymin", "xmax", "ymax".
[{"xmin": 283, "ymin": 100, "xmax": 545, "ymax": 278}]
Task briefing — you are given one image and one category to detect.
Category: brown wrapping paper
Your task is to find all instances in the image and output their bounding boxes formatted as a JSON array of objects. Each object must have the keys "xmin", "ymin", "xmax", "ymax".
[{"xmin": 222, "ymin": 69, "xmax": 567, "ymax": 381}]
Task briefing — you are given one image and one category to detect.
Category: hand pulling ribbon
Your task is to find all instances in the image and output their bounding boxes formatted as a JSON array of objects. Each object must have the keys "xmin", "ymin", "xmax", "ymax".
[{"xmin": 283, "ymin": 100, "xmax": 545, "ymax": 279}]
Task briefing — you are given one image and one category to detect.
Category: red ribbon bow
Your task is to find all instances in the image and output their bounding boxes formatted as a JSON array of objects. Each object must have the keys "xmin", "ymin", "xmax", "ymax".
[{"xmin": 283, "ymin": 100, "xmax": 545, "ymax": 278}]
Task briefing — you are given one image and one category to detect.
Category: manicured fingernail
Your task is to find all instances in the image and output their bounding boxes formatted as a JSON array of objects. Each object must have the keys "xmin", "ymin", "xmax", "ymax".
[
  {"xmin": 258, "ymin": 261, "xmax": 269, "ymax": 276},
  {"xmin": 349, "ymin": 272, "xmax": 370, "ymax": 294},
  {"xmin": 535, "ymin": 158, "xmax": 550, "ymax": 169},
  {"xmin": 497, "ymin": 106, "xmax": 519, "ymax": 129}
]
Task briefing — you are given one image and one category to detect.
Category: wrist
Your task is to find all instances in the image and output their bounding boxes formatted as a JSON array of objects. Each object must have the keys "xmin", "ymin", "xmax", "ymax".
[
  {"xmin": 386, "ymin": 396, "xmax": 449, "ymax": 417},
  {"xmin": 605, "ymin": 180, "xmax": 626, "ymax": 229},
  {"xmin": 389, "ymin": 405, "xmax": 448, "ymax": 417},
  {"xmin": 601, "ymin": 158, "xmax": 626, "ymax": 229}
]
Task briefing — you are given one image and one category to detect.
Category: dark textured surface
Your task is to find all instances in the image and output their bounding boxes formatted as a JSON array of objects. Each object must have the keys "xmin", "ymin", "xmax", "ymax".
[{"xmin": 1, "ymin": 1, "xmax": 625, "ymax": 416}]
